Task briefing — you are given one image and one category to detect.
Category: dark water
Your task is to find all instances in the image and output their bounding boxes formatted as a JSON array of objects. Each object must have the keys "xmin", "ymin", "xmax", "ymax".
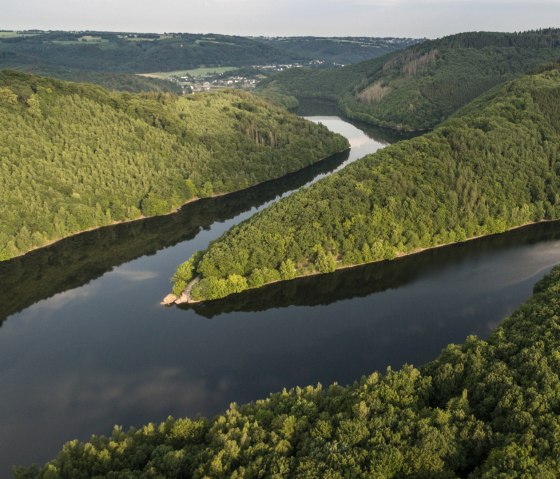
[{"xmin": 1, "ymin": 102, "xmax": 560, "ymax": 476}]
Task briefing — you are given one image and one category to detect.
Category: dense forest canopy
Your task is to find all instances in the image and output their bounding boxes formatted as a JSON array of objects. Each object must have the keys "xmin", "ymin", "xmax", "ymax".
[
  {"xmin": 0, "ymin": 31, "xmax": 418, "ymax": 73},
  {"xmin": 174, "ymin": 66, "xmax": 560, "ymax": 301},
  {"xmin": 258, "ymin": 29, "xmax": 560, "ymax": 130},
  {"xmin": 0, "ymin": 70, "xmax": 348, "ymax": 261},
  {"xmin": 16, "ymin": 66, "xmax": 183, "ymax": 94},
  {"xmin": 16, "ymin": 263, "xmax": 560, "ymax": 477}
]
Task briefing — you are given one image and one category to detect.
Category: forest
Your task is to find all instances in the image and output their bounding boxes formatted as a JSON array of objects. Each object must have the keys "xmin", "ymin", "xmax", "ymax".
[
  {"xmin": 0, "ymin": 31, "xmax": 417, "ymax": 74},
  {"xmin": 19, "ymin": 67, "xmax": 183, "ymax": 94},
  {"xmin": 256, "ymin": 36, "xmax": 421, "ymax": 64},
  {"xmin": 16, "ymin": 260, "xmax": 560, "ymax": 477},
  {"xmin": 172, "ymin": 65, "xmax": 560, "ymax": 301},
  {"xmin": 0, "ymin": 70, "xmax": 348, "ymax": 261},
  {"xmin": 258, "ymin": 29, "xmax": 560, "ymax": 131}
]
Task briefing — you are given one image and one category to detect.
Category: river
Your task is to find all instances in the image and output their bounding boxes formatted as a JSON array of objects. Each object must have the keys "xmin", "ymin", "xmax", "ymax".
[{"xmin": 1, "ymin": 99, "xmax": 560, "ymax": 476}]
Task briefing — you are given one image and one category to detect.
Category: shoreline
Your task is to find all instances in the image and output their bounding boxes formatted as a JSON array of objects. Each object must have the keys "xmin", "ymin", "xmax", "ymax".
[
  {"xmin": 175, "ymin": 218, "xmax": 560, "ymax": 306},
  {"xmin": 294, "ymin": 95, "xmax": 432, "ymax": 134},
  {"xmin": 2, "ymin": 147, "xmax": 349, "ymax": 264}
]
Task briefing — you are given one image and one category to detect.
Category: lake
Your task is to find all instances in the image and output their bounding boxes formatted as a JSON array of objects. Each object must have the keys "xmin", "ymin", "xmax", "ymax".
[{"xmin": 1, "ymin": 99, "xmax": 559, "ymax": 476}]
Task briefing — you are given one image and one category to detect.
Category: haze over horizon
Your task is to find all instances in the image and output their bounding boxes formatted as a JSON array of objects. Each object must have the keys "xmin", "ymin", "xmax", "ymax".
[{"xmin": 3, "ymin": 0, "xmax": 560, "ymax": 38}]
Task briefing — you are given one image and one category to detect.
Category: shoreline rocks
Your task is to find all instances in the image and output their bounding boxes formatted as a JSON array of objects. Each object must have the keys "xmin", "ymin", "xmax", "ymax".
[{"xmin": 160, "ymin": 293, "xmax": 178, "ymax": 306}]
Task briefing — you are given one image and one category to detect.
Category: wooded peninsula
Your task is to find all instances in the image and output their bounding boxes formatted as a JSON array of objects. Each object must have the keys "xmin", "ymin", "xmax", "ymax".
[{"xmin": 173, "ymin": 66, "xmax": 560, "ymax": 301}]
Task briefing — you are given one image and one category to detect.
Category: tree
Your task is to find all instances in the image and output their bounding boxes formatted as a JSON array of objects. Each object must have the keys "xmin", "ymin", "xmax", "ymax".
[{"xmin": 279, "ymin": 259, "xmax": 297, "ymax": 280}]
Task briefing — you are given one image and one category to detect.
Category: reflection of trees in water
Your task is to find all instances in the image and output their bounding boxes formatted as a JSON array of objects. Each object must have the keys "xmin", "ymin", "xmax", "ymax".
[
  {"xmin": 3, "ymin": 100, "xmax": 560, "ymax": 326},
  {"xmin": 0, "ymin": 100, "xmax": 411, "ymax": 325},
  {"xmin": 296, "ymin": 98, "xmax": 420, "ymax": 144},
  {"xmin": 186, "ymin": 222, "xmax": 560, "ymax": 319},
  {"xmin": 0, "ymin": 151, "xmax": 349, "ymax": 325}
]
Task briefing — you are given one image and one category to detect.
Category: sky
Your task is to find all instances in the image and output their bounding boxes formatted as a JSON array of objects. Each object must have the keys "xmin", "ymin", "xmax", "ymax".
[{"xmin": 3, "ymin": 0, "xmax": 560, "ymax": 38}]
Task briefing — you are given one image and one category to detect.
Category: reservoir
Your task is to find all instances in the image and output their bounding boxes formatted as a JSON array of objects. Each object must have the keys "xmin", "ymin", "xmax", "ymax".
[{"xmin": 1, "ymin": 100, "xmax": 559, "ymax": 476}]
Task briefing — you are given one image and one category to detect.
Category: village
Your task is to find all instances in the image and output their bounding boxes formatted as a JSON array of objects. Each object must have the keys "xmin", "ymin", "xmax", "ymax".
[{"xmin": 167, "ymin": 59, "xmax": 329, "ymax": 93}]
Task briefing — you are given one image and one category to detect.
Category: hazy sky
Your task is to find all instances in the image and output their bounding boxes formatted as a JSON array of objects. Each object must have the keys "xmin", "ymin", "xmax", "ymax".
[{"xmin": 4, "ymin": 0, "xmax": 560, "ymax": 38}]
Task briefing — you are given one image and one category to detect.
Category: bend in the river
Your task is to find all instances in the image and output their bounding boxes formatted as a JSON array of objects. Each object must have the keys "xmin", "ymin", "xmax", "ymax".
[{"xmin": 1, "ymin": 99, "xmax": 560, "ymax": 477}]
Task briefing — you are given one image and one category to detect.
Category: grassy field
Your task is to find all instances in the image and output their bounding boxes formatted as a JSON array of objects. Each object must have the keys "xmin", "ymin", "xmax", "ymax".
[
  {"xmin": 139, "ymin": 66, "xmax": 238, "ymax": 79},
  {"xmin": 121, "ymin": 37, "xmax": 156, "ymax": 42},
  {"xmin": 79, "ymin": 35, "xmax": 106, "ymax": 42},
  {"xmin": 195, "ymin": 39, "xmax": 239, "ymax": 46},
  {"xmin": 117, "ymin": 35, "xmax": 158, "ymax": 42},
  {"xmin": 51, "ymin": 36, "xmax": 108, "ymax": 45}
]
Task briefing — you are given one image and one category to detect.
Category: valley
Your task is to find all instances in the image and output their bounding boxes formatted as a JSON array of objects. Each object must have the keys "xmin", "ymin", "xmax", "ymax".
[
  {"xmin": 4, "ymin": 102, "xmax": 560, "ymax": 477},
  {"xmin": 2, "ymin": 21, "xmax": 560, "ymax": 478}
]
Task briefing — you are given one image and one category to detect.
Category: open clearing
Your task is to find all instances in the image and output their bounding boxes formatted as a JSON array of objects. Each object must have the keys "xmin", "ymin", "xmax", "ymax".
[{"xmin": 138, "ymin": 66, "xmax": 238, "ymax": 79}]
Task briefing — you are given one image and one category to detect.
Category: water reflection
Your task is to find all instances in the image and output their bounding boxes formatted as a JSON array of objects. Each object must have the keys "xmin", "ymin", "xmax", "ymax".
[
  {"xmin": 186, "ymin": 222, "xmax": 560, "ymax": 318},
  {"xmin": 1, "ymin": 102, "xmax": 560, "ymax": 477},
  {"xmin": 295, "ymin": 97, "xmax": 418, "ymax": 144},
  {"xmin": 0, "ymin": 109, "xmax": 390, "ymax": 476},
  {"xmin": 0, "ymin": 105, "xmax": 394, "ymax": 326},
  {"xmin": 0, "ymin": 150, "xmax": 350, "ymax": 324}
]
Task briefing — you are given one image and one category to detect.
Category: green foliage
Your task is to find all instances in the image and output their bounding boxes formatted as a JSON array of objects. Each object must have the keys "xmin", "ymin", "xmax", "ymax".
[
  {"xmin": 0, "ymin": 31, "xmax": 417, "ymax": 74},
  {"xmin": 279, "ymin": 259, "xmax": 297, "ymax": 280},
  {"xmin": 198, "ymin": 181, "xmax": 214, "ymax": 198},
  {"xmin": 0, "ymin": 70, "xmax": 348, "ymax": 261},
  {"xmin": 184, "ymin": 179, "xmax": 197, "ymax": 200},
  {"xmin": 172, "ymin": 279, "xmax": 187, "ymax": 297},
  {"xmin": 258, "ymin": 36, "xmax": 420, "ymax": 64},
  {"xmin": 182, "ymin": 67, "xmax": 560, "ymax": 301},
  {"xmin": 313, "ymin": 244, "xmax": 336, "ymax": 273},
  {"xmin": 140, "ymin": 193, "xmax": 171, "ymax": 216},
  {"xmin": 18, "ymin": 265, "xmax": 560, "ymax": 477},
  {"xmin": 259, "ymin": 29, "xmax": 560, "ymax": 131},
  {"xmin": 171, "ymin": 253, "xmax": 202, "ymax": 296},
  {"xmin": 0, "ymin": 86, "xmax": 17, "ymax": 103},
  {"xmin": 255, "ymin": 88, "xmax": 299, "ymax": 110},
  {"xmin": 191, "ymin": 274, "xmax": 249, "ymax": 301},
  {"xmin": 2, "ymin": 62, "xmax": 183, "ymax": 94},
  {"xmin": 22, "ymin": 67, "xmax": 184, "ymax": 94},
  {"xmin": 248, "ymin": 268, "xmax": 281, "ymax": 288}
]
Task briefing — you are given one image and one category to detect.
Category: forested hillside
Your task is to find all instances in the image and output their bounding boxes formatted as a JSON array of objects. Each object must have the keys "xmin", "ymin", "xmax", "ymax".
[
  {"xmin": 0, "ymin": 71, "xmax": 348, "ymax": 261},
  {"xmin": 17, "ymin": 264, "xmax": 560, "ymax": 477},
  {"xmin": 0, "ymin": 31, "xmax": 416, "ymax": 73},
  {"xmin": 0, "ymin": 31, "xmax": 300, "ymax": 73},
  {"xmin": 257, "ymin": 36, "xmax": 420, "ymax": 64},
  {"xmin": 19, "ymin": 67, "xmax": 182, "ymax": 94},
  {"xmin": 173, "ymin": 66, "xmax": 560, "ymax": 301},
  {"xmin": 259, "ymin": 29, "xmax": 560, "ymax": 130}
]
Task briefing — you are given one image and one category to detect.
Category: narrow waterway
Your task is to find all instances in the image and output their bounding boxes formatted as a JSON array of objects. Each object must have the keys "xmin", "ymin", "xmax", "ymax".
[{"xmin": 1, "ymin": 100, "xmax": 559, "ymax": 476}]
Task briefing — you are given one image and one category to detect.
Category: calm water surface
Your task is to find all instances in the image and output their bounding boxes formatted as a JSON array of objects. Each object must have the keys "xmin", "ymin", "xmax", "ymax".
[{"xmin": 1, "ymin": 101, "xmax": 559, "ymax": 476}]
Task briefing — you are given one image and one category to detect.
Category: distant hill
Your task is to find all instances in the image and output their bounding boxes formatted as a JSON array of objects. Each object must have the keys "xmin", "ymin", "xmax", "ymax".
[
  {"xmin": 256, "ymin": 36, "xmax": 420, "ymax": 64},
  {"xmin": 0, "ymin": 31, "xmax": 417, "ymax": 73},
  {"xmin": 259, "ymin": 29, "xmax": 560, "ymax": 130},
  {"xmin": 0, "ymin": 71, "xmax": 348, "ymax": 261},
  {"xmin": 176, "ymin": 64, "xmax": 560, "ymax": 301}
]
